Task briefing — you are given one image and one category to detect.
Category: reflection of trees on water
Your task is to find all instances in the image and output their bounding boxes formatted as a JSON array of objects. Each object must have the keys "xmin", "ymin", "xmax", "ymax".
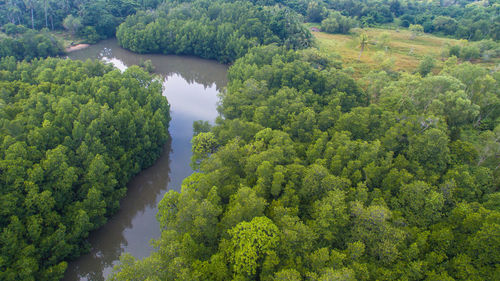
[
  {"xmin": 68, "ymin": 39, "xmax": 228, "ymax": 91},
  {"xmin": 63, "ymin": 141, "xmax": 172, "ymax": 281},
  {"xmin": 160, "ymin": 69, "xmax": 225, "ymax": 92}
]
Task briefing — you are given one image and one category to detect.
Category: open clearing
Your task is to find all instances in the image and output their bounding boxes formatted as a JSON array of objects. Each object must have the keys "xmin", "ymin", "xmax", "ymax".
[{"xmin": 311, "ymin": 27, "xmax": 499, "ymax": 74}]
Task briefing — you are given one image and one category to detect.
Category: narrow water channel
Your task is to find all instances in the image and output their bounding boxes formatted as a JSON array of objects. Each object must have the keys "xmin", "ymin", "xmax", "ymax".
[{"xmin": 64, "ymin": 39, "xmax": 228, "ymax": 281}]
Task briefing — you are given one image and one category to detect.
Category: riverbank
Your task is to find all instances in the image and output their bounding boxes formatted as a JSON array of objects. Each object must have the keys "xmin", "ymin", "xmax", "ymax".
[
  {"xmin": 49, "ymin": 30, "xmax": 92, "ymax": 53},
  {"xmin": 65, "ymin": 44, "xmax": 90, "ymax": 53}
]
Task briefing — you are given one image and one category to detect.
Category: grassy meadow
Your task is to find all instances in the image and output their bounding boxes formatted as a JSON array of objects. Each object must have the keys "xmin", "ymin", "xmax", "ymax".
[{"xmin": 310, "ymin": 26, "xmax": 500, "ymax": 74}]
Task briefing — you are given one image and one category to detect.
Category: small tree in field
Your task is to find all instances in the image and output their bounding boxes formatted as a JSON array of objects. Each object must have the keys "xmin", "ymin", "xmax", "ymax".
[
  {"xmin": 409, "ymin": 24, "xmax": 424, "ymax": 39},
  {"xmin": 358, "ymin": 33, "xmax": 369, "ymax": 60}
]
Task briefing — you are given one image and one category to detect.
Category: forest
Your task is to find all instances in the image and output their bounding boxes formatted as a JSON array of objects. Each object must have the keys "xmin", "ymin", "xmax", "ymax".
[
  {"xmin": 108, "ymin": 46, "xmax": 499, "ymax": 281},
  {"xmin": 0, "ymin": 0, "xmax": 499, "ymax": 280},
  {"xmin": 0, "ymin": 58, "xmax": 170, "ymax": 280},
  {"xmin": 0, "ymin": 25, "xmax": 63, "ymax": 60},
  {"xmin": 166, "ymin": 0, "xmax": 499, "ymax": 40},
  {"xmin": 0, "ymin": 0, "xmax": 164, "ymax": 41},
  {"xmin": 116, "ymin": 0, "xmax": 313, "ymax": 62}
]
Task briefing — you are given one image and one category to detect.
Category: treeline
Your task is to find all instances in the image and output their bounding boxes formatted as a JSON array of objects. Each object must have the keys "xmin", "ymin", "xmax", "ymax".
[
  {"xmin": 0, "ymin": 25, "xmax": 63, "ymax": 60},
  {"xmin": 109, "ymin": 45, "xmax": 499, "ymax": 280},
  {"xmin": 0, "ymin": 0, "xmax": 163, "ymax": 42},
  {"xmin": 116, "ymin": 0, "xmax": 313, "ymax": 63},
  {"xmin": 445, "ymin": 39, "xmax": 500, "ymax": 62},
  {"xmin": 0, "ymin": 57, "xmax": 170, "ymax": 281},
  {"xmin": 260, "ymin": 0, "xmax": 499, "ymax": 40}
]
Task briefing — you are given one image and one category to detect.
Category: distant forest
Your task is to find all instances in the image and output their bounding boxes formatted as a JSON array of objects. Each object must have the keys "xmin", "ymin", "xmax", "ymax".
[
  {"xmin": 116, "ymin": 0, "xmax": 313, "ymax": 62},
  {"xmin": 1, "ymin": 0, "xmax": 499, "ymax": 41}
]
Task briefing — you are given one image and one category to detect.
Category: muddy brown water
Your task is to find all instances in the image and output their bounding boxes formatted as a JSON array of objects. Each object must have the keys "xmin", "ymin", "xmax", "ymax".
[{"xmin": 64, "ymin": 39, "xmax": 228, "ymax": 281}]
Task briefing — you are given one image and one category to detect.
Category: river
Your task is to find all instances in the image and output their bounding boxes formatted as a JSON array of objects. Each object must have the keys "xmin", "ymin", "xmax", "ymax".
[{"xmin": 64, "ymin": 39, "xmax": 228, "ymax": 281}]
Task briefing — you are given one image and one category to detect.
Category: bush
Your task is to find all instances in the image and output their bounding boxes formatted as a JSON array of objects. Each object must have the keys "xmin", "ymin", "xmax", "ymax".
[
  {"xmin": 79, "ymin": 26, "xmax": 100, "ymax": 44},
  {"xmin": 400, "ymin": 19, "xmax": 410, "ymax": 28},
  {"xmin": 460, "ymin": 45, "xmax": 480, "ymax": 60},
  {"xmin": 417, "ymin": 56, "xmax": 435, "ymax": 77},
  {"xmin": 449, "ymin": 45, "xmax": 461, "ymax": 57},
  {"xmin": 2, "ymin": 23, "xmax": 28, "ymax": 36},
  {"xmin": 321, "ymin": 11, "xmax": 356, "ymax": 34},
  {"xmin": 0, "ymin": 30, "xmax": 63, "ymax": 60}
]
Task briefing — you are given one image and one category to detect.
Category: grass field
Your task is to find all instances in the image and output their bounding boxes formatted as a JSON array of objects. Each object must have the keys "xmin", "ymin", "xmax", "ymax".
[{"xmin": 310, "ymin": 26, "xmax": 499, "ymax": 74}]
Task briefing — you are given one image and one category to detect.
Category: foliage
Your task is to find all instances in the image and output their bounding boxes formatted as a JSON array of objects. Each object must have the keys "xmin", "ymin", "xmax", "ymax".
[
  {"xmin": 109, "ymin": 43, "xmax": 499, "ymax": 281},
  {"xmin": 306, "ymin": 0, "xmax": 327, "ymax": 23},
  {"xmin": 116, "ymin": 0, "xmax": 313, "ymax": 63},
  {"xmin": 409, "ymin": 24, "xmax": 423, "ymax": 39},
  {"xmin": 417, "ymin": 56, "xmax": 435, "ymax": 77},
  {"xmin": 0, "ymin": 1, "xmax": 498, "ymax": 281},
  {"xmin": 0, "ymin": 57, "xmax": 170, "ymax": 281},
  {"xmin": 0, "ymin": 0, "xmax": 163, "ymax": 40},
  {"xmin": 0, "ymin": 28, "xmax": 63, "ymax": 60},
  {"xmin": 62, "ymin": 15, "xmax": 82, "ymax": 35},
  {"xmin": 323, "ymin": 0, "xmax": 499, "ymax": 40},
  {"xmin": 321, "ymin": 11, "xmax": 356, "ymax": 34},
  {"xmin": 0, "ymin": 0, "xmax": 498, "ymax": 44},
  {"xmin": 446, "ymin": 40, "xmax": 500, "ymax": 61}
]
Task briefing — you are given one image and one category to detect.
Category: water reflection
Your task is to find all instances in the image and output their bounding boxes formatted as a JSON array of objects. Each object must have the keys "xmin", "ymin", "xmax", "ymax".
[
  {"xmin": 68, "ymin": 39, "xmax": 228, "ymax": 91},
  {"xmin": 64, "ymin": 39, "xmax": 228, "ymax": 281},
  {"xmin": 63, "ymin": 141, "xmax": 172, "ymax": 280}
]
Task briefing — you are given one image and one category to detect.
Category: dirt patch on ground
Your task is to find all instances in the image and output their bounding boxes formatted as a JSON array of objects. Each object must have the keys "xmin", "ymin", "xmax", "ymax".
[{"xmin": 65, "ymin": 44, "xmax": 90, "ymax": 53}]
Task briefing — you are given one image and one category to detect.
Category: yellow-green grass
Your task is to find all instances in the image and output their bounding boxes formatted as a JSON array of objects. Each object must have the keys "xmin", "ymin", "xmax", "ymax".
[{"xmin": 312, "ymin": 27, "xmax": 499, "ymax": 74}]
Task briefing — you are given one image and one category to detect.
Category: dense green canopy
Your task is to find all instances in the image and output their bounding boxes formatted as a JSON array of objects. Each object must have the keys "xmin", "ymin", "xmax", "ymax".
[
  {"xmin": 0, "ymin": 0, "xmax": 164, "ymax": 42},
  {"xmin": 0, "ymin": 28, "xmax": 63, "ymax": 61},
  {"xmin": 0, "ymin": 57, "xmax": 170, "ymax": 281},
  {"xmin": 116, "ymin": 0, "xmax": 313, "ymax": 63},
  {"xmin": 0, "ymin": 1, "xmax": 498, "ymax": 280},
  {"xmin": 109, "ymin": 45, "xmax": 499, "ymax": 281}
]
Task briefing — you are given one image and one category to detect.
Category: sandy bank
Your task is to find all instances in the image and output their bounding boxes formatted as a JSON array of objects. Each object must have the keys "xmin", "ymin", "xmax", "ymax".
[{"xmin": 65, "ymin": 44, "xmax": 90, "ymax": 53}]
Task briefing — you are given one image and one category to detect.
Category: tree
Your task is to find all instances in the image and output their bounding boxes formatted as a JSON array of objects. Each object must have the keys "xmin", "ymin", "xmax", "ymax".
[
  {"xmin": 306, "ymin": 1, "xmax": 326, "ymax": 23},
  {"xmin": 321, "ymin": 16, "xmax": 339, "ymax": 33},
  {"xmin": 433, "ymin": 16, "xmax": 458, "ymax": 36},
  {"xmin": 321, "ymin": 11, "xmax": 356, "ymax": 34},
  {"xmin": 193, "ymin": 120, "xmax": 211, "ymax": 136},
  {"xmin": 191, "ymin": 132, "xmax": 218, "ymax": 169},
  {"xmin": 408, "ymin": 128, "xmax": 450, "ymax": 175},
  {"xmin": 398, "ymin": 181, "xmax": 444, "ymax": 227},
  {"xmin": 417, "ymin": 56, "xmax": 435, "ymax": 77},
  {"xmin": 62, "ymin": 15, "xmax": 82, "ymax": 35},
  {"xmin": 358, "ymin": 33, "xmax": 369, "ymax": 60},
  {"xmin": 409, "ymin": 24, "xmax": 424, "ymax": 39},
  {"xmin": 23, "ymin": 0, "xmax": 35, "ymax": 29},
  {"xmin": 0, "ymin": 58, "xmax": 169, "ymax": 280},
  {"xmin": 220, "ymin": 186, "xmax": 267, "ymax": 231},
  {"xmin": 309, "ymin": 190, "xmax": 349, "ymax": 245},
  {"xmin": 227, "ymin": 217, "xmax": 280, "ymax": 278},
  {"xmin": 350, "ymin": 203, "xmax": 405, "ymax": 264}
]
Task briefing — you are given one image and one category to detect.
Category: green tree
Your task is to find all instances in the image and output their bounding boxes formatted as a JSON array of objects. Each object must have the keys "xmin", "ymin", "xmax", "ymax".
[
  {"xmin": 62, "ymin": 15, "xmax": 82, "ymax": 35},
  {"xmin": 398, "ymin": 181, "xmax": 444, "ymax": 227},
  {"xmin": 191, "ymin": 132, "xmax": 217, "ymax": 169},
  {"xmin": 409, "ymin": 24, "xmax": 424, "ymax": 39},
  {"xmin": 417, "ymin": 56, "xmax": 435, "ymax": 77},
  {"xmin": 227, "ymin": 216, "xmax": 280, "ymax": 278},
  {"xmin": 358, "ymin": 33, "xmax": 369, "ymax": 60}
]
